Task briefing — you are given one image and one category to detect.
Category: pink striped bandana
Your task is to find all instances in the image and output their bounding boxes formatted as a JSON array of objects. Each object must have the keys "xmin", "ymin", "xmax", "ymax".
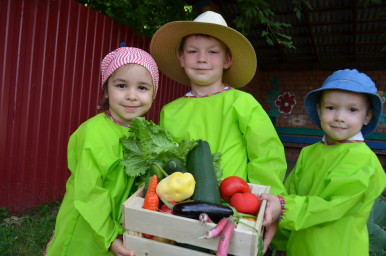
[{"xmin": 100, "ymin": 47, "xmax": 159, "ymax": 99}]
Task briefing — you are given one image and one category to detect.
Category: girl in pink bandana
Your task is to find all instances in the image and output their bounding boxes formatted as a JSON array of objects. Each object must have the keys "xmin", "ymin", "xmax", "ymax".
[{"xmin": 44, "ymin": 47, "xmax": 159, "ymax": 256}]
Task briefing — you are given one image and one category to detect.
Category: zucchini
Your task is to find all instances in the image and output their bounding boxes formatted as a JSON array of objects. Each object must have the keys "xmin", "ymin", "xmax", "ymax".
[
  {"xmin": 187, "ymin": 140, "xmax": 221, "ymax": 204},
  {"xmin": 172, "ymin": 200, "xmax": 233, "ymax": 223},
  {"xmin": 163, "ymin": 158, "xmax": 186, "ymax": 174}
]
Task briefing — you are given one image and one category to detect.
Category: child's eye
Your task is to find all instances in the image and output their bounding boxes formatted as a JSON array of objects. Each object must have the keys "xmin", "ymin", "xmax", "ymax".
[
  {"xmin": 350, "ymin": 107, "xmax": 358, "ymax": 112},
  {"xmin": 187, "ymin": 50, "xmax": 197, "ymax": 54},
  {"xmin": 208, "ymin": 50, "xmax": 218, "ymax": 54},
  {"xmin": 117, "ymin": 84, "xmax": 126, "ymax": 88},
  {"xmin": 326, "ymin": 106, "xmax": 335, "ymax": 110},
  {"xmin": 138, "ymin": 85, "xmax": 148, "ymax": 91}
]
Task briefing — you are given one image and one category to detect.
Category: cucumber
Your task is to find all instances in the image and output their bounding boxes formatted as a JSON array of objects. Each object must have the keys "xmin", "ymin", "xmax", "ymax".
[
  {"xmin": 145, "ymin": 161, "xmax": 166, "ymax": 194},
  {"xmin": 163, "ymin": 158, "xmax": 187, "ymax": 174},
  {"xmin": 187, "ymin": 140, "xmax": 222, "ymax": 204},
  {"xmin": 150, "ymin": 160, "xmax": 166, "ymax": 180}
]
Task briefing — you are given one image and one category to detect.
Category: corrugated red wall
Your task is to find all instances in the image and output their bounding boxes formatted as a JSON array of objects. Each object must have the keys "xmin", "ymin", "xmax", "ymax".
[{"xmin": 0, "ymin": 0, "xmax": 188, "ymax": 214}]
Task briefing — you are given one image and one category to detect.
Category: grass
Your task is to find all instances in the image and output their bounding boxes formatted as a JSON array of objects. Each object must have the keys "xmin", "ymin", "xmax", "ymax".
[{"xmin": 0, "ymin": 200, "xmax": 60, "ymax": 256}]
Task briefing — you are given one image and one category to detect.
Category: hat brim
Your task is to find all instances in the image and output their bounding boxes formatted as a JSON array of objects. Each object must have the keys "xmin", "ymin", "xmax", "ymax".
[
  {"xmin": 150, "ymin": 20, "xmax": 257, "ymax": 88},
  {"xmin": 305, "ymin": 87, "xmax": 383, "ymax": 136}
]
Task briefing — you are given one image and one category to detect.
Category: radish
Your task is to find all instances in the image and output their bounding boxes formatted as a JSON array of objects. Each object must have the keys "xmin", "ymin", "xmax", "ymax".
[
  {"xmin": 216, "ymin": 219, "xmax": 235, "ymax": 256},
  {"xmin": 205, "ymin": 217, "xmax": 229, "ymax": 239},
  {"xmin": 159, "ymin": 201, "xmax": 176, "ymax": 214},
  {"xmin": 199, "ymin": 213, "xmax": 214, "ymax": 224}
]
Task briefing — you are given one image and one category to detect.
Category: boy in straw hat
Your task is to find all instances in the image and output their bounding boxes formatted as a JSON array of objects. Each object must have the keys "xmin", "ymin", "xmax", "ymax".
[
  {"xmin": 151, "ymin": 11, "xmax": 287, "ymax": 252},
  {"xmin": 260, "ymin": 69, "xmax": 386, "ymax": 256},
  {"xmin": 150, "ymin": 11, "xmax": 287, "ymax": 195}
]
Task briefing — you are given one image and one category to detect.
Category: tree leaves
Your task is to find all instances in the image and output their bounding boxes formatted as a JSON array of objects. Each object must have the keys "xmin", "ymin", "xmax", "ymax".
[
  {"xmin": 75, "ymin": 0, "xmax": 194, "ymax": 38},
  {"xmin": 233, "ymin": 0, "xmax": 313, "ymax": 49}
]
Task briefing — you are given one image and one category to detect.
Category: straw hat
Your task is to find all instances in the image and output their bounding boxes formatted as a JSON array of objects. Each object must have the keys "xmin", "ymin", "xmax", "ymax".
[
  {"xmin": 150, "ymin": 11, "xmax": 257, "ymax": 88},
  {"xmin": 305, "ymin": 69, "xmax": 383, "ymax": 136}
]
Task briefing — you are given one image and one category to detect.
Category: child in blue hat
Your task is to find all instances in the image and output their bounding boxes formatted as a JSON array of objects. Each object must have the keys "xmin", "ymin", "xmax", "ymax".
[{"xmin": 260, "ymin": 69, "xmax": 386, "ymax": 255}]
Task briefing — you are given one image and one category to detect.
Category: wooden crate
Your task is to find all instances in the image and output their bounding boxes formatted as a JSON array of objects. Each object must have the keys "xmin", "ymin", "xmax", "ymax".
[{"xmin": 122, "ymin": 183, "xmax": 270, "ymax": 256}]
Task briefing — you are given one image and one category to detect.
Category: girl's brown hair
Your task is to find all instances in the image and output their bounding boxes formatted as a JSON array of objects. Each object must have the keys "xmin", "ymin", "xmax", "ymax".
[{"xmin": 99, "ymin": 82, "xmax": 109, "ymax": 112}]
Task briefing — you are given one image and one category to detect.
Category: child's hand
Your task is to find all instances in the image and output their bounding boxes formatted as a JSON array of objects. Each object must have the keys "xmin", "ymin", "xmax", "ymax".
[
  {"xmin": 258, "ymin": 193, "xmax": 282, "ymax": 253},
  {"xmin": 110, "ymin": 237, "xmax": 135, "ymax": 256},
  {"xmin": 259, "ymin": 193, "xmax": 282, "ymax": 226},
  {"xmin": 262, "ymin": 221, "xmax": 278, "ymax": 254}
]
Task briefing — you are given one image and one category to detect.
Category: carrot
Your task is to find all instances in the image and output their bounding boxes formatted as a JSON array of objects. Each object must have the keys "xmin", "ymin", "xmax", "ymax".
[
  {"xmin": 146, "ymin": 175, "xmax": 158, "ymax": 194},
  {"xmin": 142, "ymin": 175, "xmax": 159, "ymax": 238},
  {"xmin": 242, "ymin": 217, "xmax": 257, "ymax": 222},
  {"xmin": 143, "ymin": 192, "xmax": 159, "ymax": 211}
]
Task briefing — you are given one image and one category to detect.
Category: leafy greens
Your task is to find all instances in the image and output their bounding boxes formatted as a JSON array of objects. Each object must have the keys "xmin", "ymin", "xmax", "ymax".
[{"xmin": 120, "ymin": 117, "xmax": 222, "ymax": 187}]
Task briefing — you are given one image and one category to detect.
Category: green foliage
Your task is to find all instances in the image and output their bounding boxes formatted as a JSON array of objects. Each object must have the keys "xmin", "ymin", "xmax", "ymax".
[
  {"xmin": 0, "ymin": 201, "xmax": 60, "ymax": 256},
  {"xmin": 120, "ymin": 117, "xmax": 199, "ymax": 187},
  {"xmin": 233, "ymin": 0, "xmax": 312, "ymax": 49},
  {"xmin": 76, "ymin": 0, "xmax": 311, "ymax": 48},
  {"xmin": 76, "ymin": 0, "xmax": 386, "ymax": 51},
  {"xmin": 75, "ymin": 0, "xmax": 194, "ymax": 38},
  {"xmin": 368, "ymin": 196, "xmax": 386, "ymax": 256}
]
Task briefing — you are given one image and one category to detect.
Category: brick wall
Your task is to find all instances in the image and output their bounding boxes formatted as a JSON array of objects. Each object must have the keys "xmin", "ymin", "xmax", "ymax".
[{"xmin": 244, "ymin": 69, "xmax": 386, "ymax": 171}]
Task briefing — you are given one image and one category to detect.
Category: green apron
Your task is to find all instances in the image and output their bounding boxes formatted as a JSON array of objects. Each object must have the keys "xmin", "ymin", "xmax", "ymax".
[
  {"xmin": 160, "ymin": 88, "xmax": 287, "ymax": 195},
  {"xmin": 274, "ymin": 141, "xmax": 386, "ymax": 256},
  {"xmin": 45, "ymin": 113, "xmax": 136, "ymax": 255}
]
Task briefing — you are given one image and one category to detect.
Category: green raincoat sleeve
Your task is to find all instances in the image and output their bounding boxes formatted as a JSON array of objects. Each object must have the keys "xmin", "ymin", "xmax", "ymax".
[
  {"xmin": 275, "ymin": 142, "xmax": 386, "ymax": 256},
  {"xmin": 45, "ymin": 113, "xmax": 134, "ymax": 256},
  {"xmin": 160, "ymin": 88, "xmax": 286, "ymax": 195},
  {"xmin": 234, "ymin": 93, "xmax": 287, "ymax": 195}
]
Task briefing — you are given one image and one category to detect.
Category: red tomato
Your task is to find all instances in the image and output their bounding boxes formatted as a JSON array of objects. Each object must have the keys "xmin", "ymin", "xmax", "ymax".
[
  {"xmin": 229, "ymin": 192, "xmax": 260, "ymax": 215},
  {"xmin": 219, "ymin": 176, "xmax": 250, "ymax": 201}
]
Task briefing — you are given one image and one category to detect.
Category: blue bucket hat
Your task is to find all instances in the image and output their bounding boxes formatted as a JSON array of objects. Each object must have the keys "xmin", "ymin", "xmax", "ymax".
[{"xmin": 305, "ymin": 69, "xmax": 383, "ymax": 136}]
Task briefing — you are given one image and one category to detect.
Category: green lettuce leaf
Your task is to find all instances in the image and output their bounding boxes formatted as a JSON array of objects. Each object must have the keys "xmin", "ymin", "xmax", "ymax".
[
  {"xmin": 120, "ymin": 117, "xmax": 199, "ymax": 185},
  {"xmin": 212, "ymin": 152, "xmax": 223, "ymax": 185}
]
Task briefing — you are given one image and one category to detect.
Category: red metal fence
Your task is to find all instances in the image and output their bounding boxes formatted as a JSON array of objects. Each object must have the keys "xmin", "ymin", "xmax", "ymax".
[{"xmin": 0, "ymin": 0, "xmax": 188, "ymax": 214}]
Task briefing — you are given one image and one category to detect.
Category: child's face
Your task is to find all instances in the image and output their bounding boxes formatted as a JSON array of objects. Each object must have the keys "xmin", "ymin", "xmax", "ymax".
[
  {"xmin": 179, "ymin": 35, "xmax": 232, "ymax": 87},
  {"xmin": 317, "ymin": 89, "xmax": 373, "ymax": 143},
  {"xmin": 105, "ymin": 64, "xmax": 153, "ymax": 125}
]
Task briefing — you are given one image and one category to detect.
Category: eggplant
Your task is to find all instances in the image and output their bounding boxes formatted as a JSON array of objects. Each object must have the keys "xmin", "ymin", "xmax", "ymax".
[{"xmin": 172, "ymin": 200, "xmax": 234, "ymax": 223}]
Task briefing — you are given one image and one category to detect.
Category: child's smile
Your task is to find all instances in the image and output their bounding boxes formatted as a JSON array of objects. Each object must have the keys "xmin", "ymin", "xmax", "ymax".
[
  {"xmin": 106, "ymin": 64, "xmax": 153, "ymax": 125},
  {"xmin": 179, "ymin": 35, "xmax": 231, "ymax": 92},
  {"xmin": 317, "ymin": 89, "xmax": 373, "ymax": 143}
]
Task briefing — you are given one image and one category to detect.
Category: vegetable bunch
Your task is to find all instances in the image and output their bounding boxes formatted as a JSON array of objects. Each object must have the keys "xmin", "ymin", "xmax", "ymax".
[
  {"xmin": 137, "ymin": 141, "xmax": 262, "ymax": 255},
  {"xmin": 122, "ymin": 123, "xmax": 263, "ymax": 254},
  {"xmin": 120, "ymin": 117, "xmax": 222, "ymax": 187}
]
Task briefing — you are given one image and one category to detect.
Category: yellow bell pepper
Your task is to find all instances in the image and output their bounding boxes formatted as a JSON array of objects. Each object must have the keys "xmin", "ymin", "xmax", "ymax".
[{"xmin": 156, "ymin": 172, "xmax": 195, "ymax": 202}]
